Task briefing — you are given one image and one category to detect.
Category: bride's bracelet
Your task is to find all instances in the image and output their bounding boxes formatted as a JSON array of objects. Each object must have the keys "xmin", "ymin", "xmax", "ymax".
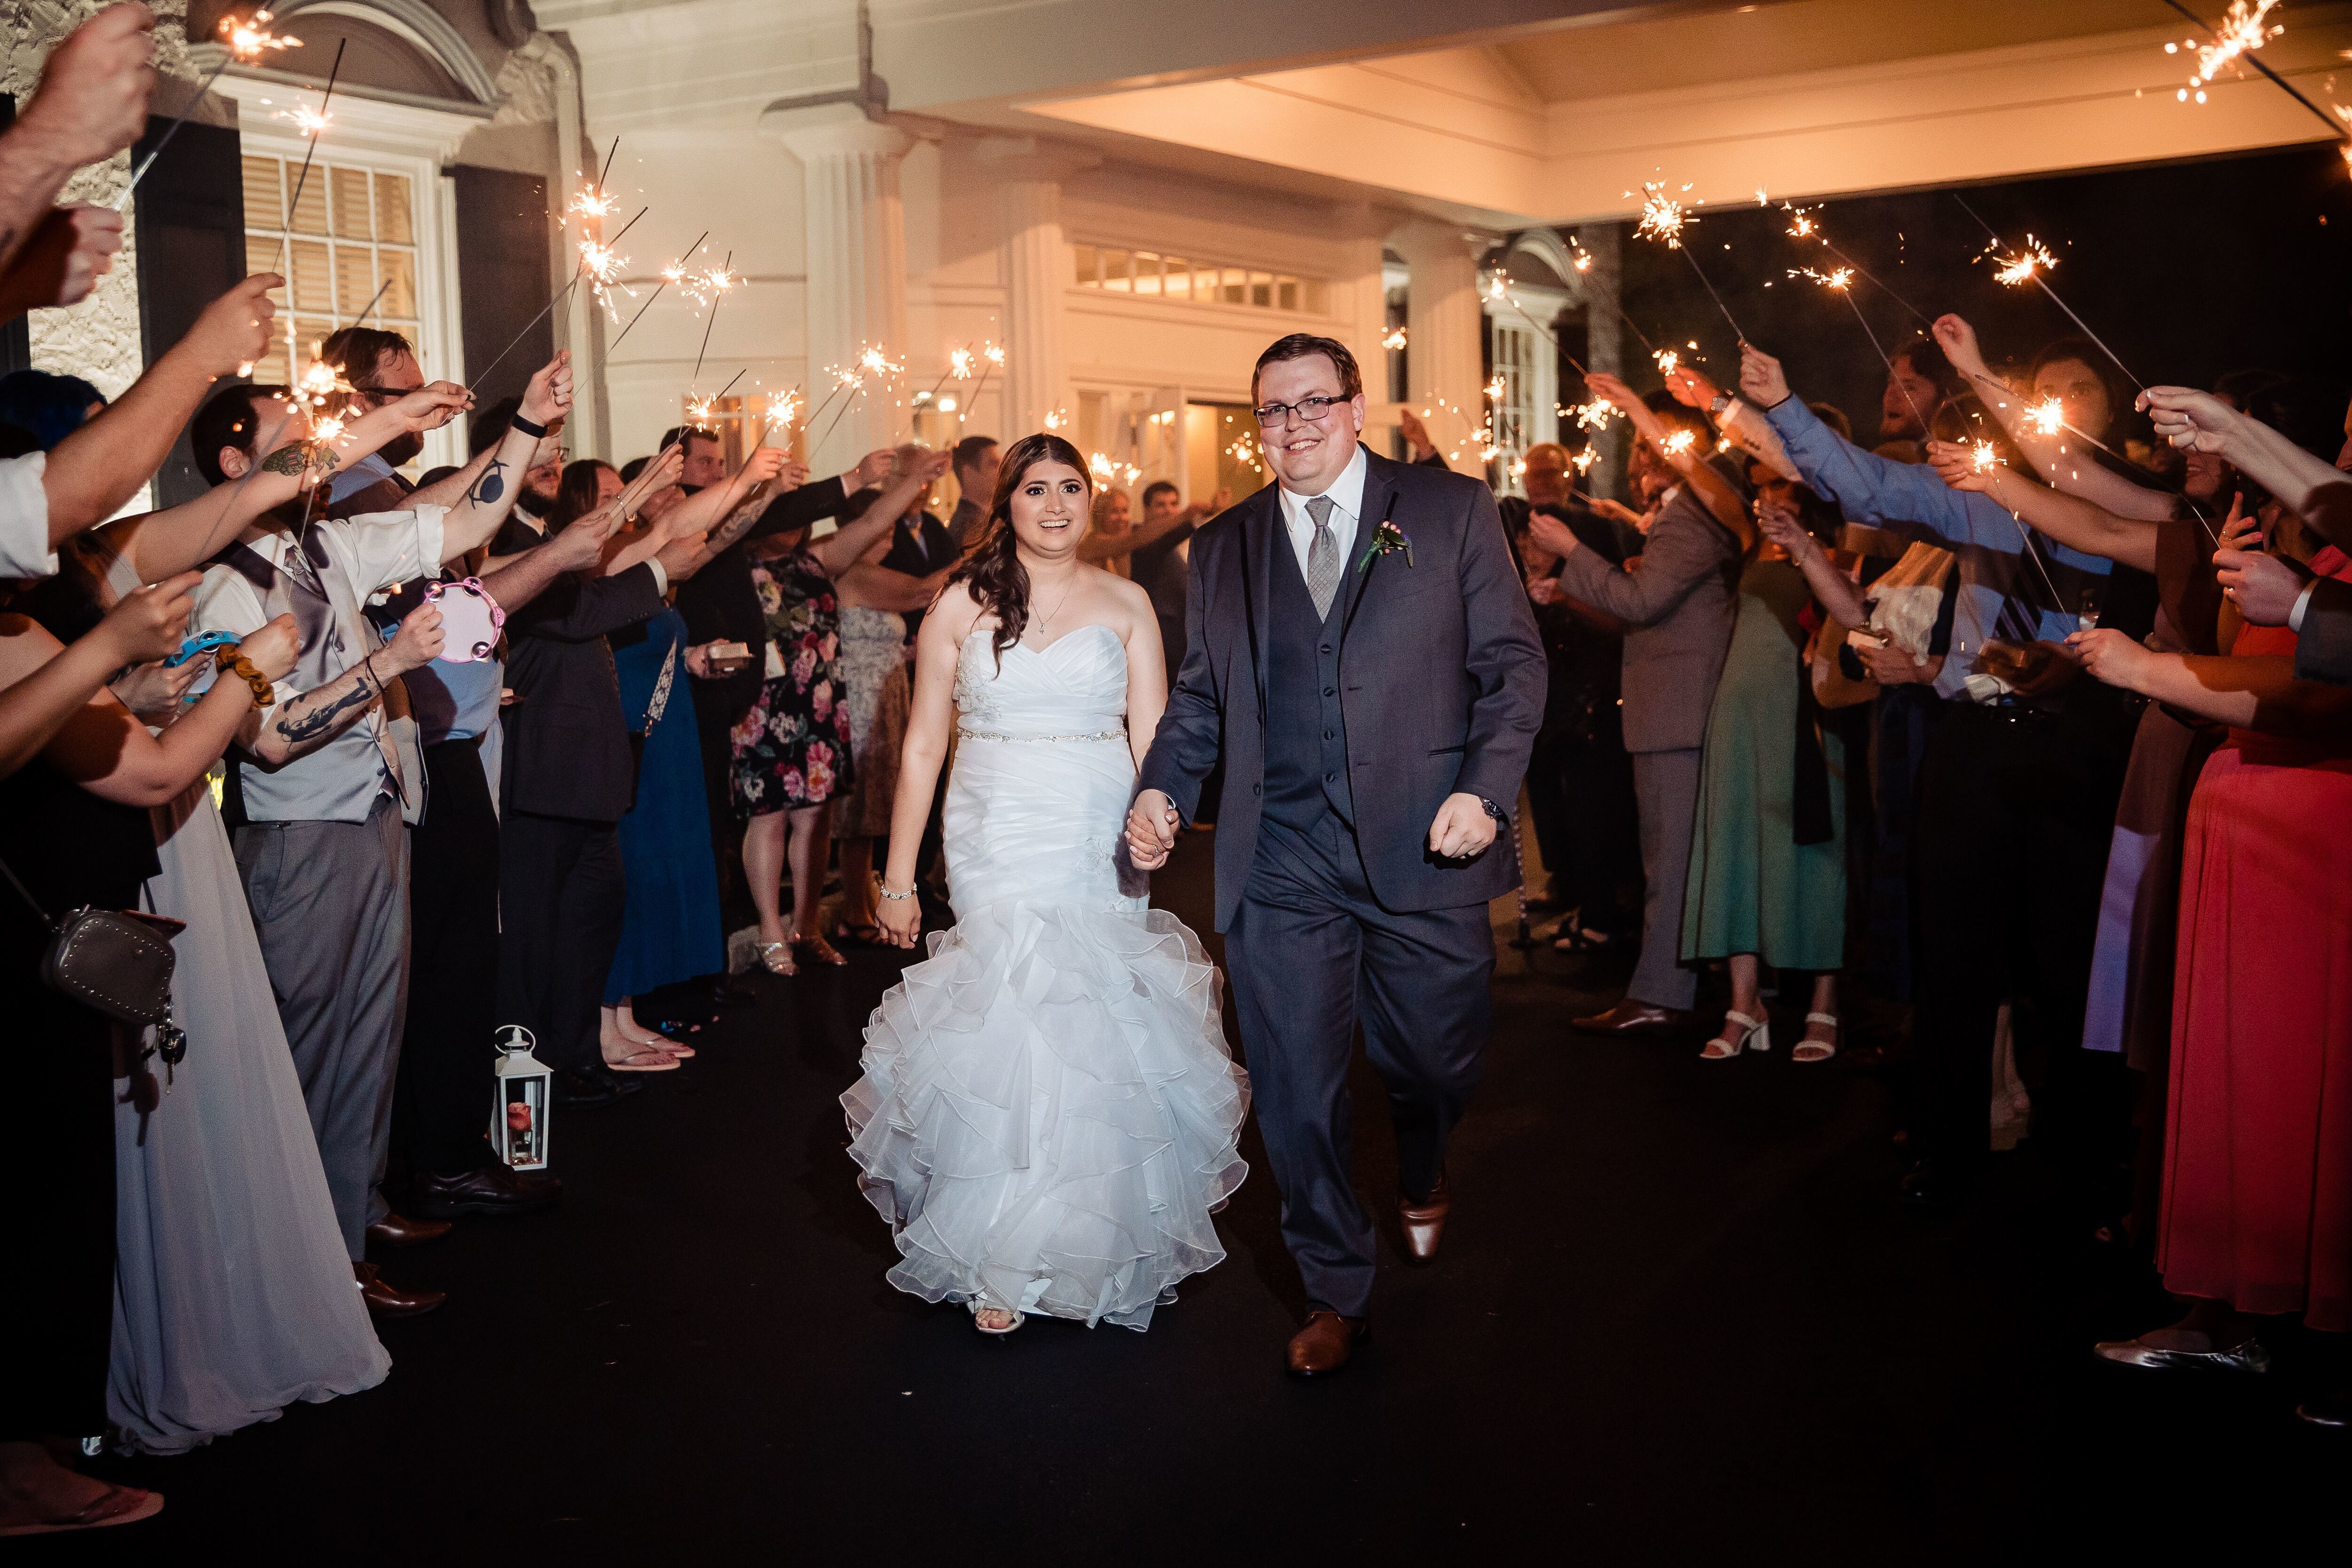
[{"xmin": 875, "ymin": 879, "xmax": 916, "ymax": 903}]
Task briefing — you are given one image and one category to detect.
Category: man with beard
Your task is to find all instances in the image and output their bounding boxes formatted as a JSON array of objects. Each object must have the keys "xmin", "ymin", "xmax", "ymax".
[{"xmin": 1877, "ymin": 338, "xmax": 1959, "ymax": 447}]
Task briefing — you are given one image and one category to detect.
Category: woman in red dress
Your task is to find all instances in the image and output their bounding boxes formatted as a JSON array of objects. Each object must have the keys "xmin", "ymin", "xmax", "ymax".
[{"xmin": 2070, "ymin": 517, "xmax": 2352, "ymax": 1378}]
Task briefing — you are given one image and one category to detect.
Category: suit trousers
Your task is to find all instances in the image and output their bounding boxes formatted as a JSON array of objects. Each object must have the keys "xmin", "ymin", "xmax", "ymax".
[
  {"xmin": 1225, "ymin": 811, "xmax": 1493, "ymax": 1318},
  {"xmin": 1627, "ymin": 748, "xmax": 1703, "ymax": 1010},
  {"xmin": 395, "ymin": 738, "xmax": 501, "ymax": 1178},
  {"xmin": 1909, "ymin": 702, "xmax": 2131, "ymax": 1179},
  {"xmin": 497, "ymin": 810, "xmax": 626, "ymax": 1076},
  {"xmin": 233, "ymin": 795, "xmax": 411, "ymax": 1258}
]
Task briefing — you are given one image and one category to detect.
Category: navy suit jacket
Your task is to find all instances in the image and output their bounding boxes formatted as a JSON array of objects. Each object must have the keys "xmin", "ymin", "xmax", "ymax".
[{"xmin": 1137, "ymin": 446, "xmax": 1546, "ymax": 931}]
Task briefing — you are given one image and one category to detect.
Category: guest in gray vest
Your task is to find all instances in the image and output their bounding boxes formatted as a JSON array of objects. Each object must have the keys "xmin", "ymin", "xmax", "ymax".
[
  {"xmin": 1549, "ymin": 379, "xmax": 1745, "ymax": 1034},
  {"xmin": 186, "ymin": 357, "xmax": 566, "ymax": 1317},
  {"xmin": 1131, "ymin": 333, "xmax": 1544, "ymax": 1378}
]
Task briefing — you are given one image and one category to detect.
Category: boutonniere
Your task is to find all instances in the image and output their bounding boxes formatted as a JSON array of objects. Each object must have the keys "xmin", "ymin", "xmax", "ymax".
[{"xmin": 1359, "ymin": 518, "xmax": 1413, "ymax": 573}]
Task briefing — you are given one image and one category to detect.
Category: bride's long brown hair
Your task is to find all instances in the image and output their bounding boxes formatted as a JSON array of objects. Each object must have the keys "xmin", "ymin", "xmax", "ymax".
[{"xmin": 947, "ymin": 432, "xmax": 1091, "ymax": 669}]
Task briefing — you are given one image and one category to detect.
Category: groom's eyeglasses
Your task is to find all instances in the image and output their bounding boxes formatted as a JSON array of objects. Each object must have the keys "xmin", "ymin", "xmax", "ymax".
[{"xmin": 1253, "ymin": 395, "xmax": 1344, "ymax": 428}]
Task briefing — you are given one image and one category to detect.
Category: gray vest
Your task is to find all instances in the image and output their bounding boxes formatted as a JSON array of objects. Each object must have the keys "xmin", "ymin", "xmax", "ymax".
[{"xmin": 1262, "ymin": 537, "xmax": 1353, "ymax": 831}]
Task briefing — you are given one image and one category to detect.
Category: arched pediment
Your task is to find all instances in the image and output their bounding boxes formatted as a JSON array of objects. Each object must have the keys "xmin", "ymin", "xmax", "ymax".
[{"xmin": 264, "ymin": 0, "xmax": 503, "ymax": 107}]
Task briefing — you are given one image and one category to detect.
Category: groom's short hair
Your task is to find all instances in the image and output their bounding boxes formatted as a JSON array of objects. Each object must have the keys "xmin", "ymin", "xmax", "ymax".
[{"xmin": 1252, "ymin": 333, "xmax": 1361, "ymax": 404}]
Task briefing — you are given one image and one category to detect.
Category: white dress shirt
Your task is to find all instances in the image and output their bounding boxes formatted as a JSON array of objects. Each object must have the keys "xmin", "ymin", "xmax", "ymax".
[
  {"xmin": 1274, "ymin": 442, "xmax": 1367, "ymax": 580},
  {"xmin": 0, "ymin": 453, "xmax": 58, "ymax": 578}
]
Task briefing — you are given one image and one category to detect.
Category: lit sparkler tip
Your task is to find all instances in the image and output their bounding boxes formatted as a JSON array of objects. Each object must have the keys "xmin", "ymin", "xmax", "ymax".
[
  {"xmin": 1661, "ymin": 429, "xmax": 1696, "ymax": 457},
  {"xmin": 221, "ymin": 9, "xmax": 300, "ymax": 61},
  {"xmin": 983, "ymin": 344, "xmax": 1006, "ymax": 366},
  {"xmin": 1573, "ymin": 399, "xmax": 1618, "ymax": 433},
  {"xmin": 1572, "ymin": 447, "xmax": 1598, "ymax": 474},
  {"xmin": 1788, "ymin": 265, "xmax": 1852, "ymax": 292},
  {"xmin": 276, "ymin": 104, "xmax": 331, "ymax": 137},
  {"xmin": 1381, "ymin": 327, "xmax": 1408, "ymax": 351},
  {"xmin": 1986, "ymin": 235, "xmax": 2058, "ymax": 286},
  {"xmin": 949, "ymin": 348, "xmax": 976, "ymax": 378},
  {"xmin": 2175, "ymin": 0, "xmax": 2283, "ymax": 97},
  {"xmin": 2026, "ymin": 397, "xmax": 2066, "ymax": 436},
  {"xmin": 1971, "ymin": 440, "xmax": 2002, "ymax": 472},
  {"xmin": 1653, "ymin": 349, "xmax": 1680, "ymax": 376},
  {"xmin": 1635, "ymin": 182, "xmax": 1688, "ymax": 249}
]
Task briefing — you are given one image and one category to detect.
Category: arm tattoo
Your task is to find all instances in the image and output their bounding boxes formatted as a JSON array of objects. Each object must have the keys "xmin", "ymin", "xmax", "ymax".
[
  {"xmin": 707, "ymin": 499, "xmax": 766, "ymax": 554},
  {"xmin": 469, "ymin": 457, "xmax": 508, "ymax": 506},
  {"xmin": 261, "ymin": 443, "xmax": 310, "ymax": 476},
  {"xmin": 273, "ymin": 681, "xmax": 374, "ymax": 744}
]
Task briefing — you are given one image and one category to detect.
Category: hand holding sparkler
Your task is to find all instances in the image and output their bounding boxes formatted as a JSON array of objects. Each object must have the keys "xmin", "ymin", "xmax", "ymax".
[
  {"xmin": 181, "ymin": 272, "xmax": 281, "ymax": 379},
  {"xmin": 1397, "ymin": 407, "xmax": 1439, "ymax": 462},
  {"xmin": 1926, "ymin": 438, "xmax": 2012, "ymax": 494},
  {"xmin": 520, "ymin": 350, "xmax": 574, "ymax": 429},
  {"xmin": 0, "ymin": 204, "xmax": 125, "ymax": 316},
  {"xmin": 851, "ymin": 449, "xmax": 897, "ymax": 487},
  {"xmin": 1662, "ymin": 365, "xmax": 1722, "ymax": 412},
  {"xmin": 14, "ymin": 2, "xmax": 157, "ymax": 179},
  {"xmin": 1930, "ymin": 314, "xmax": 1993, "ymax": 386},
  {"xmin": 2136, "ymin": 385, "xmax": 2245, "ymax": 456},
  {"xmin": 1738, "ymin": 343, "xmax": 1792, "ymax": 410},
  {"xmin": 2213, "ymin": 493, "xmax": 2308, "ymax": 626}
]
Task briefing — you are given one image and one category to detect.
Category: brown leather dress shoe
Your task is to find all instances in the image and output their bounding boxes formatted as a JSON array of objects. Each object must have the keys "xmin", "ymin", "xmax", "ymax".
[
  {"xmin": 364, "ymin": 1211, "xmax": 453, "ymax": 1249},
  {"xmin": 1571, "ymin": 999, "xmax": 1683, "ymax": 1036},
  {"xmin": 1285, "ymin": 1310, "xmax": 1367, "ymax": 1378},
  {"xmin": 1398, "ymin": 1170, "xmax": 1450, "ymax": 1265},
  {"xmin": 354, "ymin": 1260, "xmax": 445, "ymax": 1317}
]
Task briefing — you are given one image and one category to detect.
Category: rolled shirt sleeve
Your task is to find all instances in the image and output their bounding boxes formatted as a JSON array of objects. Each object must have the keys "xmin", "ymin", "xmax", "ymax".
[
  {"xmin": 190, "ymin": 562, "xmax": 298, "ymax": 706},
  {"xmin": 334, "ymin": 503, "xmax": 449, "ymax": 595},
  {"xmin": 0, "ymin": 453, "xmax": 59, "ymax": 579}
]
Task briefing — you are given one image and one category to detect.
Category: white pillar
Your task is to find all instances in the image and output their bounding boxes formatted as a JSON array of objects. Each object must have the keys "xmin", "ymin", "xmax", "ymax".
[
  {"xmin": 975, "ymin": 138, "xmax": 1092, "ymax": 443},
  {"xmin": 765, "ymin": 107, "xmax": 913, "ymax": 476},
  {"xmin": 1390, "ymin": 221, "xmax": 1493, "ymax": 474}
]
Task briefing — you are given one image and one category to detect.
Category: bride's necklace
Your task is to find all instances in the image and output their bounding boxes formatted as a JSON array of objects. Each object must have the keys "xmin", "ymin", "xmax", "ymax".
[{"xmin": 1029, "ymin": 569, "xmax": 1079, "ymax": 642}]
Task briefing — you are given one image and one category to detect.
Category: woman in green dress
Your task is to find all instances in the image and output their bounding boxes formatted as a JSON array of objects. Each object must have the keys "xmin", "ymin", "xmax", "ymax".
[{"xmin": 1681, "ymin": 473, "xmax": 1848, "ymax": 1062}]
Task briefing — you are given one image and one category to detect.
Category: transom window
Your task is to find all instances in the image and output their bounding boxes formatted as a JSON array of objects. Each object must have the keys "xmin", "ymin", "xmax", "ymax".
[
  {"xmin": 1073, "ymin": 244, "xmax": 1328, "ymax": 315},
  {"xmin": 241, "ymin": 153, "xmax": 421, "ymax": 387}
]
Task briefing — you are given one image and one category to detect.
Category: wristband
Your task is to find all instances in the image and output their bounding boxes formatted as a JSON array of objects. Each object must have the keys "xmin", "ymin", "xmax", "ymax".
[{"xmin": 510, "ymin": 412, "xmax": 548, "ymax": 439}]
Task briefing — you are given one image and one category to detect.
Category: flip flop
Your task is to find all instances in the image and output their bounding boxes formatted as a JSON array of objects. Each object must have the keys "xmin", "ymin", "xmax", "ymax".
[
  {"xmin": 0, "ymin": 1485, "xmax": 165, "ymax": 1537},
  {"xmin": 601, "ymin": 1042, "xmax": 679, "ymax": 1072}
]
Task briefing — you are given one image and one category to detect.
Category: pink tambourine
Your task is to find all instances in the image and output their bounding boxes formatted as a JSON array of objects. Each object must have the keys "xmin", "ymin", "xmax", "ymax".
[{"xmin": 424, "ymin": 578, "xmax": 505, "ymax": 663}]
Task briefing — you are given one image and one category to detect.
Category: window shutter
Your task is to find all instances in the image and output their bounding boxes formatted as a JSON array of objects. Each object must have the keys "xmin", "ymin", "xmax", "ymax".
[
  {"xmin": 452, "ymin": 166, "xmax": 553, "ymax": 420},
  {"xmin": 132, "ymin": 111, "xmax": 247, "ymax": 506}
]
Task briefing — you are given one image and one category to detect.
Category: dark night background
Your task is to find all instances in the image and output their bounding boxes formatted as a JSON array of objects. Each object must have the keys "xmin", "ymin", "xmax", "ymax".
[{"xmin": 1594, "ymin": 140, "xmax": 2352, "ymax": 470}]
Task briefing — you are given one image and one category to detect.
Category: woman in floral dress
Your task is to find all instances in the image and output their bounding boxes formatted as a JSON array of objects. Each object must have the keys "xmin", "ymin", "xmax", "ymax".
[{"xmin": 732, "ymin": 451, "xmax": 951, "ymax": 973}]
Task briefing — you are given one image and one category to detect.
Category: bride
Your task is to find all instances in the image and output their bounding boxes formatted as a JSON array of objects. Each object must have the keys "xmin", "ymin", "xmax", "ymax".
[{"xmin": 843, "ymin": 433, "xmax": 1248, "ymax": 1335}]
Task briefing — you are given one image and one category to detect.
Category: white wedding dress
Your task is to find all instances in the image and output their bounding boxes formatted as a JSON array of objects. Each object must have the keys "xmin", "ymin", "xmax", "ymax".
[{"xmin": 843, "ymin": 623, "xmax": 1249, "ymax": 1330}]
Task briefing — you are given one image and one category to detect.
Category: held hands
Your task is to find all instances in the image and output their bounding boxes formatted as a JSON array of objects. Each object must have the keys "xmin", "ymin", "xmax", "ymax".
[
  {"xmin": 19, "ymin": 3, "xmax": 157, "ymax": 170},
  {"xmin": 1428, "ymin": 793, "xmax": 1496, "ymax": 860},
  {"xmin": 0, "ymin": 205, "xmax": 124, "ymax": 315},
  {"xmin": 98, "ymin": 570, "xmax": 202, "ymax": 665},
  {"xmin": 383, "ymin": 602, "xmax": 446, "ymax": 674},
  {"xmin": 1125, "ymin": 788, "xmax": 1179, "ymax": 871},
  {"xmin": 1738, "ymin": 343, "xmax": 1791, "ymax": 409},
  {"xmin": 876, "ymin": 884, "xmax": 922, "ymax": 947},
  {"xmin": 520, "ymin": 351, "xmax": 573, "ymax": 427}
]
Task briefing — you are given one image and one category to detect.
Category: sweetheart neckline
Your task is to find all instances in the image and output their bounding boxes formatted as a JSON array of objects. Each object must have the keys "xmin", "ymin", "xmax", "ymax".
[{"xmin": 960, "ymin": 622, "xmax": 1123, "ymax": 658}]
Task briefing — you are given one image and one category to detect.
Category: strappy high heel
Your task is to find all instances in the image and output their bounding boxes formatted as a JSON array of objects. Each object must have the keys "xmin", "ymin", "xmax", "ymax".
[
  {"xmin": 756, "ymin": 940, "xmax": 796, "ymax": 977},
  {"xmin": 1700, "ymin": 1009, "xmax": 1770, "ymax": 1060},
  {"xmin": 792, "ymin": 933, "xmax": 848, "ymax": 968},
  {"xmin": 1793, "ymin": 1012, "xmax": 1840, "ymax": 1063}
]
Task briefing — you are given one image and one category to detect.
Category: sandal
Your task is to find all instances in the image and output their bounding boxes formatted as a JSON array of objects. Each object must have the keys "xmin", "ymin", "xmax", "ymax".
[
  {"xmin": 602, "ymin": 1041, "xmax": 679, "ymax": 1073},
  {"xmin": 792, "ymin": 933, "xmax": 849, "ymax": 968},
  {"xmin": 1700, "ymin": 1009, "xmax": 1770, "ymax": 1060},
  {"xmin": 756, "ymin": 940, "xmax": 797, "ymax": 977},
  {"xmin": 0, "ymin": 1484, "xmax": 165, "ymax": 1537},
  {"xmin": 970, "ymin": 1301, "xmax": 1025, "ymax": 1336},
  {"xmin": 1793, "ymin": 1012, "xmax": 1839, "ymax": 1063}
]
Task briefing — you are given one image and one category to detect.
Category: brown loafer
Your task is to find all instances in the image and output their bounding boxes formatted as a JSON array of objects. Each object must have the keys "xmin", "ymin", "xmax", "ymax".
[
  {"xmin": 354, "ymin": 1260, "xmax": 445, "ymax": 1317},
  {"xmin": 1571, "ymin": 999, "xmax": 1684, "ymax": 1036},
  {"xmin": 1398, "ymin": 1170, "xmax": 1451, "ymax": 1265},
  {"xmin": 1285, "ymin": 1309, "xmax": 1367, "ymax": 1378},
  {"xmin": 364, "ymin": 1210, "xmax": 453, "ymax": 1249}
]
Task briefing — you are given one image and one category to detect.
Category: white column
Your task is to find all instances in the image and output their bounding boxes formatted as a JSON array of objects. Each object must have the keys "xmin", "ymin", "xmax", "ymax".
[
  {"xmin": 1391, "ymin": 221, "xmax": 1492, "ymax": 474},
  {"xmin": 975, "ymin": 138, "xmax": 1093, "ymax": 442},
  {"xmin": 766, "ymin": 107, "xmax": 913, "ymax": 476}
]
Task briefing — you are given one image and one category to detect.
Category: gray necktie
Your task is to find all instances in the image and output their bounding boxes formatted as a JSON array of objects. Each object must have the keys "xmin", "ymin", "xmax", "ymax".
[{"xmin": 1303, "ymin": 495, "xmax": 1341, "ymax": 620}]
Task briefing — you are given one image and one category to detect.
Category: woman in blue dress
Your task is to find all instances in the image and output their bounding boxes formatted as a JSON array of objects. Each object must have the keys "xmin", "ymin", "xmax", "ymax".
[{"xmin": 600, "ymin": 499, "xmax": 727, "ymax": 1063}]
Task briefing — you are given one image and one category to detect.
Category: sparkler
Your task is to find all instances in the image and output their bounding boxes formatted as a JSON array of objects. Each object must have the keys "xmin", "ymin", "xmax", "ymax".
[
  {"xmin": 1778, "ymin": 203, "xmax": 1932, "ymax": 324},
  {"xmin": 962, "ymin": 342, "xmax": 1005, "ymax": 425},
  {"xmin": 914, "ymin": 341, "xmax": 976, "ymax": 411},
  {"xmin": 689, "ymin": 249, "xmax": 734, "ymax": 390},
  {"xmin": 264, "ymin": 39, "xmax": 347, "ymax": 277},
  {"xmin": 1382, "ymin": 327, "xmax": 1408, "ymax": 352},
  {"xmin": 113, "ymin": 9, "xmax": 301, "ymax": 211},
  {"xmin": 1632, "ymin": 180, "xmax": 1746, "ymax": 341},
  {"xmin": 468, "ymin": 205, "xmax": 647, "ymax": 395},
  {"xmin": 1660, "ymin": 428, "xmax": 1696, "ymax": 458},
  {"xmin": 1971, "ymin": 440, "xmax": 2002, "ymax": 472},
  {"xmin": 2156, "ymin": 0, "xmax": 2349, "ymax": 146},
  {"xmin": 1957, "ymin": 197, "xmax": 2145, "ymax": 394},
  {"xmin": 605, "ymin": 230, "xmax": 709, "ymax": 354},
  {"xmin": 1653, "ymin": 348, "xmax": 1681, "ymax": 376},
  {"xmin": 2025, "ymin": 397, "xmax": 2066, "ymax": 436}
]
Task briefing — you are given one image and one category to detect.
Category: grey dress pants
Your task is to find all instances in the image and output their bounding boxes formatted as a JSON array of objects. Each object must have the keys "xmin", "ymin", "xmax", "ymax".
[
  {"xmin": 233, "ymin": 795, "xmax": 411, "ymax": 1257},
  {"xmin": 1628, "ymin": 748, "xmax": 1701, "ymax": 1011}
]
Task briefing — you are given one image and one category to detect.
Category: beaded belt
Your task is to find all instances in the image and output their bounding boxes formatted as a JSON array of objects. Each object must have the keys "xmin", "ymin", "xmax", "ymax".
[{"xmin": 958, "ymin": 728, "xmax": 1125, "ymax": 744}]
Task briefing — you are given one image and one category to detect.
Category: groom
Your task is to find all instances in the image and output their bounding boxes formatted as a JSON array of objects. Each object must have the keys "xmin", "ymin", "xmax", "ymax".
[{"xmin": 1128, "ymin": 333, "xmax": 1544, "ymax": 1376}]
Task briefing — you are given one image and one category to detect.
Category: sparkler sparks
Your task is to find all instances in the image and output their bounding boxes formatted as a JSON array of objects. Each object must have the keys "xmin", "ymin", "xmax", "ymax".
[
  {"xmin": 2169, "ymin": 0, "xmax": 2284, "ymax": 97},
  {"xmin": 578, "ymin": 239, "xmax": 632, "ymax": 320},
  {"xmin": 1660, "ymin": 429, "xmax": 1697, "ymax": 458},
  {"xmin": 1572, "ymin": 447, "xmax": 1599, "ymax": 475},
  {"xmin": 1573, "ymin": 399, "xmax": 1618, "ymax": 433},
  {"xmin": 859, "ymin": 346, "xmax": 904, "ymax": 378},
  {"xmin": 1382, "ymin": 327, "xmax": 1409, "ymax": 351},
  {"xmin": 1789, "ymin": 265, "xmax": 1854, "ymax": 292},
  {"xmin": 1786, "ymin": 208, "xmax": 1819, "ymax": 239},
  {"xmin": 224, "ymin": 9, "xmax": 300, "ymax": 59},
  {"xmin": 950, "ymin": 347, "xmax": 976, "ymax": 379},
  {"xmin": 1653, "ymin": 349, "xmax": 1681, "ymax": 376},
  {"xmin": 1971, "ymin": 440, "xmax": 2002, "ymax": 473},
  {"xmin": 275, "ymin": 103, "xmax": 331, "ymax": 137},
  {"xmin": 566, "ymin": 185, "xmax": 618, "ymax": 224},
  {"xmin": 1986, "ymin": 235, "xmax": 2058, "ymax": 287},
  {"xmin": 1635, "ymin": 182, "xmax": 1688, "ymax": 248},
  {"xmin": 2026, "ymin": 397, "xmax": 2067, "ymax": 436}
]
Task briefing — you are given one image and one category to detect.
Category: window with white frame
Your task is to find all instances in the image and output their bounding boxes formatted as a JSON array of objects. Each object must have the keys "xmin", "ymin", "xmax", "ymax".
[
  {"xmin": 241, "ymin": 153, "xmax": 422, "ymax": 388},
  {"xmin": 1073, "ymin": 244, "xmax": 1328, "ymax": 315},
  {"xmin": 1488, "ymin": 323, "xmax": 1536, "ymax": 491}
]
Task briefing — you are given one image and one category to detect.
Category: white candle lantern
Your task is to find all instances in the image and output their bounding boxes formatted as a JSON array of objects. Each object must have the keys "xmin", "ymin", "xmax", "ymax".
[{"xmin": 492, "ymin": 1024, "xmax": 552, "ymax": 1171}]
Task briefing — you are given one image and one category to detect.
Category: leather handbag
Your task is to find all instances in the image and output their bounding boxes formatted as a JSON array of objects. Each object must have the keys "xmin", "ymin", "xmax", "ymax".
[{"xmin": 0, "ymin": 853, "xmax": 182, "ymax": 1025}]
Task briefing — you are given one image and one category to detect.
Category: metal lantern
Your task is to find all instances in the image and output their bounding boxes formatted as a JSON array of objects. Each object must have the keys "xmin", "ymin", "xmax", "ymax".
[{"xmin": 492, "ymin": 1024, "xmax": 552, "ymax": 1171}]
